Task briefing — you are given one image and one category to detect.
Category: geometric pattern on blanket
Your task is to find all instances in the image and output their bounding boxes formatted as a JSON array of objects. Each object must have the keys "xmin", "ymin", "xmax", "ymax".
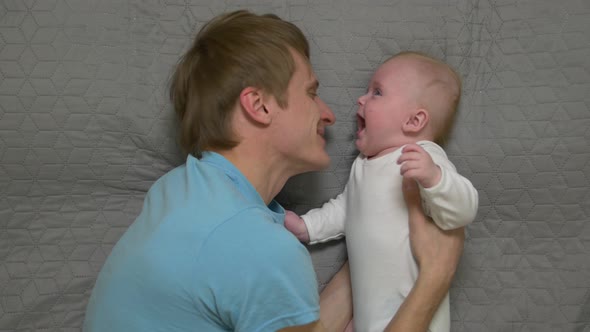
[{"xmin": 1, "ymin": 0, "xmax": 589, "ymax": 331}]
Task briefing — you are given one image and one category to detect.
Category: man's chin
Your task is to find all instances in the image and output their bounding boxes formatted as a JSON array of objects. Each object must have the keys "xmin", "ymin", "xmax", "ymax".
[
  {"xmin": 307, "ymin": 153, "xmax": 331, "ymax": 171},
  {"xmin": 316, "ymin": 154, "xmax": 331, "ymax": 169},
  {"xmin": 319, "ymin": 156, "xmax": 331, "ymax": 169}
]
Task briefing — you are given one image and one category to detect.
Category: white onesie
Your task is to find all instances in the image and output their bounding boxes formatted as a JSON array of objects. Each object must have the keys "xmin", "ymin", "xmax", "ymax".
[{"xmin": 302, "ymin": 141, "xmax": 478, "ymax": 332}]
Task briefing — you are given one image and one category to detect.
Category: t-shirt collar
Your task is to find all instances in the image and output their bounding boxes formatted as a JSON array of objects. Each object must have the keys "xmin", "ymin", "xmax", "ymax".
[{"xmin": 198, "ymin": 152, "xmax": 285, "ymax": 223}]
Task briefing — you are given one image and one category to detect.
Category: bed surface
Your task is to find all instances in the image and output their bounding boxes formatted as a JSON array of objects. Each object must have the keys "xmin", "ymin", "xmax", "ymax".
[{"xmin": 1, "ymin": 1, "xmax": 589, "ymax": 331}]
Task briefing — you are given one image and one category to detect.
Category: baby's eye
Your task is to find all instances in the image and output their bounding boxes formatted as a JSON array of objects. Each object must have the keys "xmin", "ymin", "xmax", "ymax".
[{"xmin": 373, "ymin": 89, "xmax": 382, "ymax": 96}]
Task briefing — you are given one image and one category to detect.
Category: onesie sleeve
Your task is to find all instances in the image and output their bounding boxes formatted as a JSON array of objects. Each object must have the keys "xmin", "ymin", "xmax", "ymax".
[
  {"xmin": 194, "ymin": 209, "xmax": 320, "ymax": 332},
  {"xmin": 301, "ymin": 185, "xmax": 348, "ymax": 245},
  {"xmin": 418, "ymin": 141, "xmax": 479, "ymax": 230}
]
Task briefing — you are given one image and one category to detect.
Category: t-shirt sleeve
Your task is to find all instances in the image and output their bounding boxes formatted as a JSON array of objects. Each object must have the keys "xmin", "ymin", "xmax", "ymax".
[{"xmin": 193, "ymin": 209, "xmax": 320, "ymax": 332}]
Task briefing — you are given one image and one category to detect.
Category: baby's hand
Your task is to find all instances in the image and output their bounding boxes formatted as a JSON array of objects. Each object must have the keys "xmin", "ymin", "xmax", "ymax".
[
  {"xmin": 284, "ymin": 210, "xmax": 310, "ymax": 243},
  {"xmin": 397, "ymin": 143, "xmax": 441, "ymax": 188}
]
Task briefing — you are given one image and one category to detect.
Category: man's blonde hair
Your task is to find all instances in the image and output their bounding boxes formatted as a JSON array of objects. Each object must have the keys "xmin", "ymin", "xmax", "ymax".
[{"xmin": 169, "ymin": 10, "xmax": 310, "ymax": 158}]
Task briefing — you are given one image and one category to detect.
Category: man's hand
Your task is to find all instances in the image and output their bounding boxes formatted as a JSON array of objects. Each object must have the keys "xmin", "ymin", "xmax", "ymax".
[
  {"xmin": 403, "ymin": 177, "xmax": 464, "ymax": 284},
  {"xmin": 284, "ymin": 210, "xmax": 310, "ymax": 243},
  {"xmin": 398, "ymin": 144, "xmax": 441, "ymax": 188}
]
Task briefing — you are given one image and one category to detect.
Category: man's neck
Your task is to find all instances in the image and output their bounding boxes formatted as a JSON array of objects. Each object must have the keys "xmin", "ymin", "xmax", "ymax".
[{"xmin": 216, "ymin": 146, "xmax": 292, "ymax": 206}]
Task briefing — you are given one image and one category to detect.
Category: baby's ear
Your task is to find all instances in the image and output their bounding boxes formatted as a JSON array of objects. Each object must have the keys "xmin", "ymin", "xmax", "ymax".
[{"xmin": 403, "ymin": 108, "xmax": 429, "ymax": 134}]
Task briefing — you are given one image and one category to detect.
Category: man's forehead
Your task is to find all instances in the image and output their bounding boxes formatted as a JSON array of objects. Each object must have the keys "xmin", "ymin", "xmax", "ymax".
[
  {"xmin": 293, "ymin": 52, "xmax": 319, "ymax": 87},
  {"xmin": 301, "ymin": 61, "xmax": 316, "ymax": 81}
]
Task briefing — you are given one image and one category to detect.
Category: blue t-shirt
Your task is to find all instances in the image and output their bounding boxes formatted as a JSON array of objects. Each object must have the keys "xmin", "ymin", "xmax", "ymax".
[{"xmin": 84, "ymin": 152, "xmax": 319, "ymax": 331}]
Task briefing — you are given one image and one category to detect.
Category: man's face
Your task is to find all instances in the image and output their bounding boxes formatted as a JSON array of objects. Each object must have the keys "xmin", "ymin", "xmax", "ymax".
[
  {"xmin": 270, "ymin": 51, "xmax": 336, "ymax": 173},
  {"xmin": 355, "ymin": 57, "xmax": 418, "ymax": 158}
]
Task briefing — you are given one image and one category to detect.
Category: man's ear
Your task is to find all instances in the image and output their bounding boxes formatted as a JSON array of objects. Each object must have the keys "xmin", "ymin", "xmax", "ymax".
[
  {"xmin": 239, "ymin": 87, "xmax": 272, "ymax": 125},
  {"xmin": 402, "ymin": 108, "xmax": 429, "ymax": 134}
]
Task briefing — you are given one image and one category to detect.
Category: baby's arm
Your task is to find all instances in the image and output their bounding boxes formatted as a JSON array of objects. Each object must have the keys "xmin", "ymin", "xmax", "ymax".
[
  {"xmin": 284, "ymin": 187, "xmax": 348, "ymax": 244},
  {"xmin": 398, "ymin": 142, "xmax": 478, "ymax": 230}
]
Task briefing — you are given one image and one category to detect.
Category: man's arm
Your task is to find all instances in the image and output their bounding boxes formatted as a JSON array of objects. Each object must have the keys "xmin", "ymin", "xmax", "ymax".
[
  {"xmin": 279, "ymin": 262, "xmax": 352, "ymax": 332},
  {"xmin": 385, "ymin": 178, "xmax": 464, "ymax": 331},
  {"xmin": 318, "ymin": 262, "xmax": 353, "ymax": 331}
]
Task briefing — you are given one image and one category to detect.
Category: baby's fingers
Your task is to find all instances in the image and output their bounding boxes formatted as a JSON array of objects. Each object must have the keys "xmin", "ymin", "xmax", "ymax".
[
  {"xmin": 401, "ymin": 143, "xmax": 426, "ymax": 154},
  {"xmin": 399, "ymin": 160, "xmax": 420, "ymax": 176},
  {"xmin": 397, "ymin": 151, "xmax": 422, "ymax": 164}
]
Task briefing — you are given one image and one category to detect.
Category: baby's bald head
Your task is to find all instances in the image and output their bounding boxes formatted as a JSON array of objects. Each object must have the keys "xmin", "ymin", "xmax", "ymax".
[{"xmin": 384, "ymin": 52, "xmax": 461, "ymax": 144}]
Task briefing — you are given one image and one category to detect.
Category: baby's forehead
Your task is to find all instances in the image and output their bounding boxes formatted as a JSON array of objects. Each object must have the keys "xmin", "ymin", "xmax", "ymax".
[
  {"xmin": 377, "ymin": 56, "xmax": 436, "ymax": 88},
  {"xmin": 396, "ymin": 55, "xmax": 440, "ymax": 76},
  {"xmin": 396, "ymin": 55, "xmax": 459, "ymax": 89}
]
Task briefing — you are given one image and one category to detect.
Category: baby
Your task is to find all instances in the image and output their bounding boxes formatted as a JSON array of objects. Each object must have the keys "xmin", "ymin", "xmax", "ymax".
[{"xmin": 285, "ymin": 51, "xmax": 479, "ymax": 332}]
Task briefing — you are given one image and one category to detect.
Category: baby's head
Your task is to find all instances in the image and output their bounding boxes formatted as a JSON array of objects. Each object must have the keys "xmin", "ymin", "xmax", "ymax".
[{"xmin": 355, "ymin": 51, "xmax": 461, "ymax": 158}]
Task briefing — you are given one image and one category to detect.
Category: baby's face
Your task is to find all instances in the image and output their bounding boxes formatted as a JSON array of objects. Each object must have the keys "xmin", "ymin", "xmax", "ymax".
[{"xmin": 355, "ymin": 58, "xmax": 419, "ymax": 158}]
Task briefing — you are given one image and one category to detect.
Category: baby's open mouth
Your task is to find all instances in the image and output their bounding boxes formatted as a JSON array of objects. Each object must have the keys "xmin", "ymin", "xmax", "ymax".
[{"xmin": 356, "ymin": 114, "xmax": 366, "ymax": 132}]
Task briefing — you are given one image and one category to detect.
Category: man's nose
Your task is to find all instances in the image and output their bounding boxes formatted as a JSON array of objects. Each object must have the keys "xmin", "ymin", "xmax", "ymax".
[{"xmin": 318, "ymin": 98, "xmax": 336, "ymax": 125}]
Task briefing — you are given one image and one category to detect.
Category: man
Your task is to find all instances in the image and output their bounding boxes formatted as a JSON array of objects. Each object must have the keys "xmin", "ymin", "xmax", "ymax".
[{"xmin": 83, "ymin": 10, "xmax": 464, "ymax": 332}]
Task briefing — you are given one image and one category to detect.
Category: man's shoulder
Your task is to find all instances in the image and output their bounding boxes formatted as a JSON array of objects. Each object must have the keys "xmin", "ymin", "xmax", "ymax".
[{"xmin": 206, "ymin": 207, "xmax": 303, "ymax": 256}]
